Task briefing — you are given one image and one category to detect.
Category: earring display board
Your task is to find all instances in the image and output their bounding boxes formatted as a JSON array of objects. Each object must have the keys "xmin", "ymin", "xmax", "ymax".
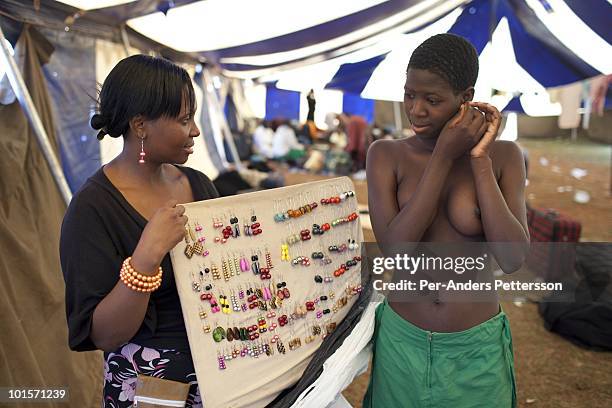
[{"xmin": 170, "ymin": 177, "xmax": 364, "ymax": 408}]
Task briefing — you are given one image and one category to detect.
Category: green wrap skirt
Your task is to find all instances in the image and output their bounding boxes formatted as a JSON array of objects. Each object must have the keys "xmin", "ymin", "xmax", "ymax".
[{"xmin": 363, "ymin": 299, "xmax": 516, "ymax": 408}]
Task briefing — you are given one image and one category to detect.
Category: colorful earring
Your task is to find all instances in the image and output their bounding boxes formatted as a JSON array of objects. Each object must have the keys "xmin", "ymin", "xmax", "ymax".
[
  {"xmin": 217, "ymin": 352, "xmax": 226, "ymax": 370},
  {"xmin": 230, "ymin": 215, "xmax": 240, "ymax": 238},
  {"xmin": 251, "ymin": 253, "xmax": 260, "ymax": 275},
  {"xmin": 281, "ymin": 244, "xmax": 290, "ymax": 261}
]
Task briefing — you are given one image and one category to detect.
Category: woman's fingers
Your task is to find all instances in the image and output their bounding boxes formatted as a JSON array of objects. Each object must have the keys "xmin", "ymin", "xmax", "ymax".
[
  {"xmin": 175, "ymin": 204, "xmax": 186, "ymax": 217},
  {"xmin": 450, "ymin": 103, "xmax": 468, "ymax": 127},
  {"xmin": 477, "ymin": 117, "xmax": 489, "ymax": 138}
]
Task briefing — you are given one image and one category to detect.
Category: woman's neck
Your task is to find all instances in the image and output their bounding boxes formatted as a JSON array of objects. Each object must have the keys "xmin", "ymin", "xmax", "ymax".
[
  {"xmin": 106, "ymin": 149, "xmax": 168, "ymax": 187},
  {"xmin": 413, "ymin": 135, "xmax": 437, "ymax": 152}
]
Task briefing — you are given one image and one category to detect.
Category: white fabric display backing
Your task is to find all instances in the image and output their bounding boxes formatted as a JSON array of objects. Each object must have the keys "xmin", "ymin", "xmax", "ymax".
[{"xmin": 170, "ymin": 178, "xmax": 363, "ymax": 408}]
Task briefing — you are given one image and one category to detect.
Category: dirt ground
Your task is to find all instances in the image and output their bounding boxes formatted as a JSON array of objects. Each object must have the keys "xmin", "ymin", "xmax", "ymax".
[
  {"xmin": 284, "ymin": 136, "xmax": 612, "ymax": 408},
  {"xmin": 520, "ymin": 137, "xmax": 611, "ymax": 242}
]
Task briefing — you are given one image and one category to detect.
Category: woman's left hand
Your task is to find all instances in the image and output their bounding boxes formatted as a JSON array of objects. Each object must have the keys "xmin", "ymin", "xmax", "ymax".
[{"xmin": 468, "ymin": 102, "xmax": 501, "ymax": 158}]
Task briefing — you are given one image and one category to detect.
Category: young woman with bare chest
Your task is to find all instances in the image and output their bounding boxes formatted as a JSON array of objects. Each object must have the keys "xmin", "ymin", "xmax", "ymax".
[{"xmin": 363, "ymin": 34, "xmax": 530, "ymax": 407}]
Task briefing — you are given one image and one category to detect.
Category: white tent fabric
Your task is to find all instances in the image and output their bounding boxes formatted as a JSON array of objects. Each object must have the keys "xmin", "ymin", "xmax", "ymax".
[
  {"xmin": 523, "ymin": 0, "xmax": 611, "ymax": 74},
  {"xmin": 127, "ymin": 0, "xmax": 388, "ymax": 53},
  {"xmin": 360, "ymin": 7, "xmax": 463, "ymax": 101},
  {"xmin": 45, "ymin": 0, "xmax": 611, "ymax": 120},
  {"xmin": 56, "ymin": 0, "xmax": 137, "ymax": 10},
  {"xmin": 219, "ymin": 0, "xmax": 467, "ymax": 78},
  {"xmin": 242, "ymin": 80, "xmax": 267, "ymax": 119}
]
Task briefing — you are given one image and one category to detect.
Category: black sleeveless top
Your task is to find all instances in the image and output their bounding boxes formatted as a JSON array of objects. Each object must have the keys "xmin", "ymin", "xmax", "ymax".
[{"xmin": 60, "ymin": 166, "xmax": 219, "ymax": 352}]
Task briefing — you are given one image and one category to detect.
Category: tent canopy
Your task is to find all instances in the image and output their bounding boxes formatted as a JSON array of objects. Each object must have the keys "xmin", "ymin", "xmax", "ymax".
[
  {"xmin": 44, "ymin": 0, "xmax": 610, "ymax": 81},
  {"xmin": 5, "ymin": 1, "xmax": 609, "ymax": 87},
  {"xmin": 18, "ymin": 0, "xmax": 604, "ymax": 116}
]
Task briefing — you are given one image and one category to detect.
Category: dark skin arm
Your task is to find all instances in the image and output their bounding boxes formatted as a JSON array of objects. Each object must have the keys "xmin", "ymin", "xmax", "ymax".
[
  {"xmin": 367, "ymin": 104, "xmax": 487, "ymax": 246},
  {"xmin": 469, "ymin": 102, "xmax": 530, "ymax": 272},
  {"xmin": 367, "ymin": 140, "xmax": 452, "ymax": 246},
  {"xmin": 90, "ymin": 199, "xmax": 188, "ymax": 352}
]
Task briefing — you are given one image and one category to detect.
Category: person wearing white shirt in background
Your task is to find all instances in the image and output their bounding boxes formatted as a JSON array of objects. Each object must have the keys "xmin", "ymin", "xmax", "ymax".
[
  {"xmin": 252, "ymin": 119, "xmax": 274, "ymax": 158},
  {"xmin": 271, "ymin": 119, "xmax": 303, "ymax": 158}
]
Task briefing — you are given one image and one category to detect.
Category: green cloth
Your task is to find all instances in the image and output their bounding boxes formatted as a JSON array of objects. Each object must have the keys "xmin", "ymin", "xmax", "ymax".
[
  {"xmin": 283, "ymin": 148, "xmax": 306, "ymax": 161},
  {"xmin": 364, "ymin": 299, "xmax": 516, "ymax": 408}
]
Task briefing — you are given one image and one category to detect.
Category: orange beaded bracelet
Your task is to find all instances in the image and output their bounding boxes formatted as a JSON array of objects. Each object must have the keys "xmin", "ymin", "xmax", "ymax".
[{"xmin": 119, "ymin": 257, "xmax": 163, "ymax": 293}]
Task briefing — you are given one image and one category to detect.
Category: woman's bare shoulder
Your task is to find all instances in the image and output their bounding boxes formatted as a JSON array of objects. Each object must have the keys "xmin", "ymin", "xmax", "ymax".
[
  {"xmin": 369, "ymin": 138, "xmax": 419, "ymax": 161},
  {"xmin": 490, "ymin": 140, "xmax": 524, "ymax": 165}
]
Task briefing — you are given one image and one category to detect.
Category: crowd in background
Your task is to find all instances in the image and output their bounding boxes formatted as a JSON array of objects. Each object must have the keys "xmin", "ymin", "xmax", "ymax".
[{"xmin": 240, "ymin": 91, "xmax": 402, "ymax": 177}]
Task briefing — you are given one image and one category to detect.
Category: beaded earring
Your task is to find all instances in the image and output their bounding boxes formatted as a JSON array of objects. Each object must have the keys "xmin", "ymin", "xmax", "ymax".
[
  {"xmin": 304, "ymin": 321, "xmax": 315, "ymax": 344},
  {"xmin": 217, "ymin": 351, "xmax": 226, "ymax": 370},
  {"xmin": 199, "ymin": 306, "xmax": 211, "ymax": 333},
  {"xmin": 201, "ymin": 290, "xmax": 220, "ymax": 313},
  {"xmin": 263, "ymin": 341, "xmax": 273, "ymax": 357},
  {"xmin": 251, "ymin": 251, "xmax": 260, "ymax": 275},
  {"xmin": 250, "ymin": 210, "xmax": 262, "ymax": 236},
  {"xmin": 273, "ymin": 200, "xmax": 286, "ymax": 223},
  {"xmin": 230, "ymin": 289, "xmax": 240, "ymax": 312},
  {"xmin": 288, "ymin": 330, "xmax": 302, "ymax": 351},
  {"xmin": 212, "ymin": 215, "xmax": 223, "ymax": 229},
  {"xmin": 229, "ymin": 214, "xmax": 240, "ymax": 238},
  {"xmin": 219, "ymin": 290, "xmax": 231, "ymax": 315},
  {"xmin": 276, "ymin": 337, "xmax": 286, "ymax": 354},
  {"xmin": 209, "ymin": 262, "xmax": 220, "ymax": 280},
  {"xmin": 191, "ymin": 270, "xmax": 201, "ymax": 292},
  {"xmin": 281, "ymin": 244, "xmax": 290, "ymax": 261},
  {"xmin": 238, "ymin": 284, "xmax": 248, "ymax": 312},
  {"xmin": 221, "ymin": 258, "xmax": 231, "ymax": 282},
  {"xmin": 138, "ymin": 136, "xmax": 146, "ymax": 164},
  {"xmin": 264, "ymin": 247, "xmax": 273, "ymax": 270},
  {"xmin": 291, "ymin": 256, "xmax": 310, "ymax": 267},
  {"xmin": 258, "ymin": 250, "xmax": 271, "ymax": 280}
]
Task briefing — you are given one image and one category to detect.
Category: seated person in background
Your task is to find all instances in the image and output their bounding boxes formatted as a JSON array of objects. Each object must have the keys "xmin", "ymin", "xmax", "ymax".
[
  {"xmin": 271, "ymin": 118, "xmax": 304, "ymax": 159},
  {"xmin": 338, "ymin": 113, "xmax": 369, "ymax": 171},
  {"xmin": 252, "ymin": 119, "xmax": 274, "ymax": 158}
]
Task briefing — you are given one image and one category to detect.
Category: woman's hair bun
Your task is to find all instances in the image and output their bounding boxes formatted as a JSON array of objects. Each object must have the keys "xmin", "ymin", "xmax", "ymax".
[{"xmin": 90, "ymin": 113, "xmax": 107, "ymax": 130}]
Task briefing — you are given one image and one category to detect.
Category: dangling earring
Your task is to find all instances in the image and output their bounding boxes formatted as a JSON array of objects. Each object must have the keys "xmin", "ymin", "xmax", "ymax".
[{"xmin": 138, "ymin": 136, "xmax": 146, "ymax": 164}]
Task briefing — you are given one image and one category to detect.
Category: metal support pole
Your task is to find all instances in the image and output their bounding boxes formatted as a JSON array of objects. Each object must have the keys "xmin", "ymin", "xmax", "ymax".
[
  {"xmin": 0, "ymin": 26, "xmax": 72, "ymax": 205},
  {"xmin": 120, "ymin": 25, "xmax": 133, "ymax": 57},
  {"xmin": 203, "ymin": 69, "xmax": 243, "ymax": 170},
  {"xmin": 392, "ymin": 101, "xmax": 403, "ymax": 135}
]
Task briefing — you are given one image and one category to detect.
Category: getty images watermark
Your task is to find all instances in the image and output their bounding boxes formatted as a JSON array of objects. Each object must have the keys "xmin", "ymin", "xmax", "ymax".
[
  {"xmin": 370, "ymin": 252, "xmax": 563, "ymax": 293},
  {"xmin": 358, "ymin": 242, "xmax": 600, "ymax": 302}
]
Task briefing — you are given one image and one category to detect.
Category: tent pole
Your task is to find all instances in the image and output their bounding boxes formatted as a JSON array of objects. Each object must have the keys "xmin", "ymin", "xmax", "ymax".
[
  {"xmin": 120, "ymin": 25, "xmax": 133, "ymax": 57},
  {"xmin": 0, "ymin": 26, "xmax": 72, "ymax": 205},
  {"xmin": 393, "ymin": 101, "xmax": 403, "ymax": 134},
  {"xmin": 203, "ymin": 69, "xmax": 243, "ymax": 170}
]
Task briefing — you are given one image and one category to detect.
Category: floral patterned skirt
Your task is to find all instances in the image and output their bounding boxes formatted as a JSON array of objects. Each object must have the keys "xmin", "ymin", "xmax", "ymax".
[{"xmin": 103, "ymin": 343, "xmax": 202, "ymax": 407}]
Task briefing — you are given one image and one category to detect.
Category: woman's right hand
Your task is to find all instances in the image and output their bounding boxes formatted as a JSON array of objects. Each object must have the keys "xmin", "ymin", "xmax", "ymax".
[
  {"xmin": 434, "ymin": 103, "xmax": 488, "ymax": 161},
  {"xmin": 132, "ymin": 200, "xmax": 188, "ymax": 273}
]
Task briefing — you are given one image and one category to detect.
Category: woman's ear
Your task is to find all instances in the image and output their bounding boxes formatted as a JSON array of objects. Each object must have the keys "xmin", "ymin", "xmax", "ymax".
[
  {"xmin": 128, "ymin": 115, "xmax": 145, "ymax": 138},
  {"xmin": 462, "ymin": 87, "xmax": 475, "ymax": 103}
]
